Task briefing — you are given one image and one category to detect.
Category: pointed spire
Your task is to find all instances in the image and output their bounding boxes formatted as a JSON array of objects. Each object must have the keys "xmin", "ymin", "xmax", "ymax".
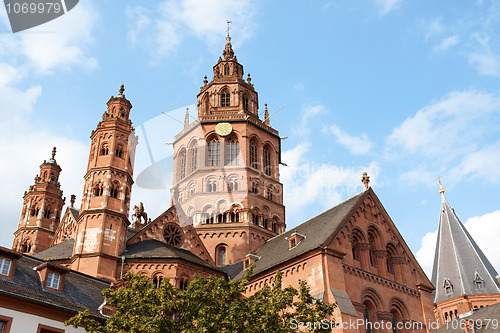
[
  {"xmin": 264, "ymin": 104, "xmax": 270, "ymax": 125},
  {"xmin": 361, "ymin": 172, "xmax": 370, "ymax": 189},
  {"xmin": 184, "ymin": 107, "xmax": 189, "ymax": 128},
  {"xmin": 431, "ymin": 188, "xmax": 500, "ymax": 304},
  {"xmin": 223, "ymin": 21, "xmax": 234, "ymax": 60}
]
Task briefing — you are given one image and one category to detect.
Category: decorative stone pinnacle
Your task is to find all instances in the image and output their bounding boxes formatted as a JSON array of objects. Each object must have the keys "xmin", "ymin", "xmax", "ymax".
[
  {"xmin": 119, "ymin": 84, "xmax": 125, "ymax": 95},
  {"xmin": 203, "ymin": 75, "xmax": 208, "ymax": 86},
  {"xmin": 361, "ymin": 172, "xmax": 370, "ymax": 189},
  {"xmin": 70, "ymin": 194, "xmax": 76, "ymax": 207},
  {"xmin": 184, "ymin": 107, "xmax": 189, "ymax": 128},
  {"xmin": 51, "ymin": 147, "xmax": 56, "ymax": 159}
]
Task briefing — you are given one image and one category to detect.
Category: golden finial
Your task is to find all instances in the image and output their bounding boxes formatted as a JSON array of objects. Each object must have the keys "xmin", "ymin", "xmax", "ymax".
[{"xmin": 437, "ymin": 176, "xmax": 445, "ymax": 194}]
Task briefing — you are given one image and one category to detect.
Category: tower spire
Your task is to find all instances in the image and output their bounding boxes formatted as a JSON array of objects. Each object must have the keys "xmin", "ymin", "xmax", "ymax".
[{"xmin": 223, "ymin": 21, "xmax": 234, "ymax": 60}]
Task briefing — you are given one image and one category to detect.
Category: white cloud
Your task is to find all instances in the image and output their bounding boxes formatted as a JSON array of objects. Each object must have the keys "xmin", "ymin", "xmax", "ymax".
[
  {"xmin": 467, "ymin": 51, "xmax": 500, "ymax": 76},
  {"xmin": 387, "ymin": 90, "xmax": 500, "ymax": 186},
  {"xmin": 327, "ymin": 125, "xmax": 372, "ymax": 155},
  {"xmin": 280, "ymin": 143, "xmax": 379, "ymax": 226},
  {"xmin": 13, "ymin": 1, "xmax": 99, "ymax": 73},
  {"xmin": 375, "ymin": 0, "xmax": 403, "ymax": 15},
  {"xmin": 387, "ymin": 90, "xmax": 500, "ymax": 157},
  {"xmin": 433, "ymin": 35, "xmax": 459, "ymax": 53},
  {"xmin": 416, "ymin": 210, "xmax": 500, "ymax": 277},
  {"xmin": 422, "ymin": 18, "xmax": 444, "ymax": 39},
  {"xmin": 126, "ymin": 0, "xmax": 257, "ymax": 57},
  {"xmin": 0, "ymin": 80, "xmax": 88, "ymax": 247},
  {"xmin": 291, "ymin": 104, "xmax": 328, "ymax": 136}
]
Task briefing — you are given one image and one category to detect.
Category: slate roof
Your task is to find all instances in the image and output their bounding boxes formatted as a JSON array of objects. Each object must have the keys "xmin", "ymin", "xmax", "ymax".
[
  {"xmin": 433, "ymin": 302, "xmax": 500, "ymax": 333},
  {"xmin": 0, "ymin": 253, "xmax": 108, "ymax": 319},
  {"xmin": 219, "ymin": 261, "xmax": 245, "ymax": 280},
  {"xmin": 34, "ymin": 239, "xmax": 74, "ymax": 260},
  {"xmin": 69, "ymin": 207, "xmax": 79, "ymax": 220},
  {"xmin": 431, "ymin": 191, "xmax": 500, "ymax": 303},
  {"xmin": 235, "ymin": 190, "xmax": 366, "ymax": 279},
  {"xmin": 123, "ymin": 239, "xmax": 218, "ymax": 271}
]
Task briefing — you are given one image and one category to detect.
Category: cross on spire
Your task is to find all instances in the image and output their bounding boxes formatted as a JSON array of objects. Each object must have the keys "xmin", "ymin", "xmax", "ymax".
[
  {"xmin": 226, "ymin": 20, "xmax": 232, "ymax": 37},
  {"xmin": 361, "ymin": 172, "xmax": 370, "ymax": 189},
  {"xmin": 437, "ymin": 176, "xmax": 445, "ymax": 194}
]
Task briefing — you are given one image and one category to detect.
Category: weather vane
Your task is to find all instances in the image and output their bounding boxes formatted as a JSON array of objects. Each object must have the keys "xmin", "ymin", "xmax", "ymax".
[{"xmin": 227, "ymin": 20, "xmax": 232, "ymax": 37}]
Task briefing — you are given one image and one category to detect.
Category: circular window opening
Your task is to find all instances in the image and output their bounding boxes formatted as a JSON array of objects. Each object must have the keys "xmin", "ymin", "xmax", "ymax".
[{"xmin": 163, "ymin": 223, "xmax": 184, "ymax": 247}]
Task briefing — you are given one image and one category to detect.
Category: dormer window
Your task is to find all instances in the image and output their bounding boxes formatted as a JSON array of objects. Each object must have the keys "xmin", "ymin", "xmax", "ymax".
[
  {"xmin": 444, "ymin": 278, "xmax": 453, "ymax": 294},
  {"xmin": 244, "ymin": 253, "xmax": 260, "ymax": 269},
  {"xmin": 36, "ymin": 262, "xmax": 69, "ymax": 292},
  {"xmin": 474, "ymin": 271, "xmax": 484, "ymax": 289},
  {"xmin": 286, "ymin": 231, "xmax": 306, "ymax": 249},
  {"xmin": 0, "ymin": 258, "xmax": 11, "ymax": 277},
  {"xmin": 47, "ymin": 272, "xmax": 60, "ymax": 289}
]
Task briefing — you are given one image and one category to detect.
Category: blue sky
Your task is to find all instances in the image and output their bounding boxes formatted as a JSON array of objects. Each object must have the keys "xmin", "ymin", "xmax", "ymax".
[{"xmin": 1, "ymin": 0, "xmax": 499, "ymax": 276}]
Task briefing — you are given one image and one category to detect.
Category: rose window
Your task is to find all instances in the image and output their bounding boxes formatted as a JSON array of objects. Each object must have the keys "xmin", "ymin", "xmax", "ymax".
[{"xmin": 163, "ymin": 223, "xmax": 184, "ymax": 247}]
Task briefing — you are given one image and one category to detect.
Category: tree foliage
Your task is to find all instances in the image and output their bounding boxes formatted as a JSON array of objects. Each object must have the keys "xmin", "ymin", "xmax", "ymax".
[{"xmin": 66, "ymin": 267, "xmax": 336, "ymax": 333}]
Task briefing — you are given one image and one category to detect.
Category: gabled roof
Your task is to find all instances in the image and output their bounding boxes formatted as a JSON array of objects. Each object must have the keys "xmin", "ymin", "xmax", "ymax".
[
  {"xmin": 0, "ymin": 252, "xmax": 108, "ymax": 318},
  {"xmin": 235, "ymin": 190, "xmax": 367, "ymax": 279},
  {"xmin": 431, "ymin": 191, "xmax": 500, "ymax": 303},
  {"xmin": 69, "ymin": 207, "xmax": 79, "ymax": 220},
  {"xmin": 34, "ymin": 239, "xmax": 75, "ymax": 261},
  {"xmin": 123, "ymin": 239, "xmax": 218, "ymax": 271}
]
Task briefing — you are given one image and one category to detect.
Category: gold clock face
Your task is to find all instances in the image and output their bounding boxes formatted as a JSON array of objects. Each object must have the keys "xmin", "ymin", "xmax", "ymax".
[{"xmin": 215, "ymin": 122, "xmax": 233, "ymax": 136}]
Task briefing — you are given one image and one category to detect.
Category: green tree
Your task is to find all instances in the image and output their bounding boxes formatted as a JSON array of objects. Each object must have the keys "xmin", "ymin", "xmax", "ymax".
[{"xmin": 67, "ymin": 267, "xmax": 336, "ymax": 333}]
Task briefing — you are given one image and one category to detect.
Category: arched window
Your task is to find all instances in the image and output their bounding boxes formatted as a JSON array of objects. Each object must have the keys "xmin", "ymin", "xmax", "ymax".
[
  {"xmin": 228, "ymin": 178, "xmax": 238, "ymax": 191},
  {"xmin": 264, "ymin": 146, "xmax": 272, "ymax": 176},
  {"xmin": 43, "ymin": 207, "xmax": 51, "ymax": 218},
  {"xmin": 216, "ymin": 244, "xmax": 227, "ymax": 266},
  {"xmin": 204, "ymin": 94, "xmax": 210, "ymax": 114},
  {"xmin": 386, "ymin": 243, "xmax": 397, "ymax": 275},
  {"xmin": 93, "ymin": 182, "xmax": 104, "ymax": 196},
  {"xmin": 115, "ymin": 144, "xmax": 124, "ymax": 158},
  {"xmin": 444, "ymin": 278, "xmax": 453, "ymax": 294},
  {"xmin": 207, "ymin": 137, "xmax": 220, "ymax": 166},
  {"xmin": 178, "ymin": 150, "xmax": 186, "ymax": 180},
  {"xmin": 207, "ymin": 179, "xmax": 217, "ymax": 192},
  {"xmin": 21, "ymin": 239, "xmax": 32, "ymax": 253},
  {"xmin": 100, "ymin": 143, "xmax": 109, "ymax": 156},
  {"xmin": 153, "ymin": 276, "xmax": 163, "ymax": 288},
  {"xmin": 242, "ymin": 94, "xmax": 249, "ymax": 112},
  {"xmin": 110, "ymin": 182, "xmax": 120, "ymax": 199},
  {"xmin": 221, "ymin": 89, "xmax": 230, "ymax": 107},
  {"xmin": 250, "ymin": 140, "xmax": 258, "ymax": 169},
  {"xmin": 368, "ymin": 234, "xmax": 377, "ymax": 267},
  {"xmin": 31, "ymin": 207, "xmax": 40, "ymax": 217},
  {"xmin": 266, "ymin": 187, "xmax": 273, "ymax": 201},
  {"xmin": 224, "ymin": 65, "xmax": 229, "ymax": 75},
  {"xmin": 179, "ymin": 277, "xmax": 189, "ymax": 291},
  {"xmin": 251, "ymin": 181, "xmax": 259, "ymax": 194},
  {"xmin": 190, "ymin": 143, "xmax": 197, "ymax": 172},
  {"xmin": 226, "ymin": 138, "xmax": 240, "ymax": 165}
]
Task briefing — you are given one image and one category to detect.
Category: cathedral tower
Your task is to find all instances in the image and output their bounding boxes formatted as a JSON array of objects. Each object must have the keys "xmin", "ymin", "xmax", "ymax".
[
  {"xmin": 13, "ymin": 148, "xmax": 65, "ymax": 255},
  {"xmin": 72, "ymin": 85, "xmax": 138, "ymax": 280},
  {"xmin": 171, "ymin": 34, "xmax": 286, "ymax": 266},
  {"xmin": 431, "ymin": 181, "xmax": 500, "ymax": 325}
]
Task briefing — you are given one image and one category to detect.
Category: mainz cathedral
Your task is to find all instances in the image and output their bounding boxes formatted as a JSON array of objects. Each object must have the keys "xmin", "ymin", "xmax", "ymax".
[{"xmin": 5, "ymin": 33, "xmax": 500, "ymax": 332}]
